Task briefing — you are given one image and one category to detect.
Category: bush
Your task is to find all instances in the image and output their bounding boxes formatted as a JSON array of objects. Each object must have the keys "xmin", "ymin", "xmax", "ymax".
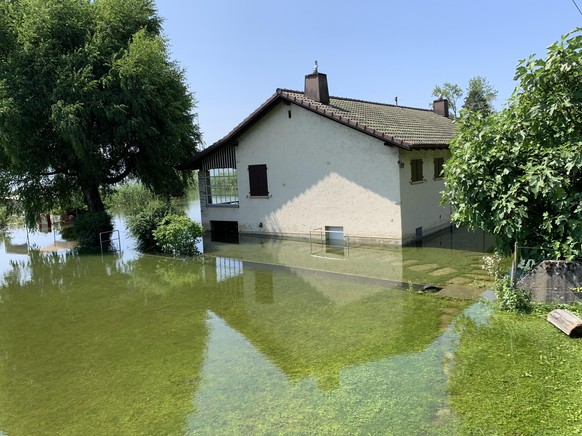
[
  {"xmin": 126, "ymin": 200, "xmax": 177, "ymax": 252},
  {"xmin": 153, "ymin": 214, "xmax": 204, "ymax": 256},
  {"xmin": 72, "ymin": 211, "xmax": 113, "ymax": 249},
  {"xmin": 495, "ymin": 276, "xmax": 532, "ymax": 313}
]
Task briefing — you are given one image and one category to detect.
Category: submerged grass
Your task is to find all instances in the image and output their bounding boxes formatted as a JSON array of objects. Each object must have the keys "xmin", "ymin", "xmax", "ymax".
[{"xmin": 449, "ymin": 305, "xmax": 582, "ymax": 434}]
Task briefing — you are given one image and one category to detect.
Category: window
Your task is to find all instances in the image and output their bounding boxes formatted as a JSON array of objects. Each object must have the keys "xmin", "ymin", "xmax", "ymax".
[
  {"xmin": 248, "ymin": 164, "xmax": 269, "ymax": 197},
  {"xmin": 205, "ymin": 168, "xmax": 238, "ymax": 205},
  {"xmin": 411, "ymin": 159, "xmax": 424, "ymax": 183},
  {"xmin": 434, "ymin": 157, "xmax": 445, "ymax": 180}
]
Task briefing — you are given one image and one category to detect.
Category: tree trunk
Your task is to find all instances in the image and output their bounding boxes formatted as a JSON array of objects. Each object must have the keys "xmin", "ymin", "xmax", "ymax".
[
  {"xmin": 82, "ymin": 181, "xmax": 105, "ymax": 213},
  {"xmin": 79, "ymin": 179, "xmax": 113, "ymax": 248}
]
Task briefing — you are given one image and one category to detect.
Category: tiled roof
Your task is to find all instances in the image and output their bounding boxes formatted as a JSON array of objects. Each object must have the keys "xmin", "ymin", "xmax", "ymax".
[
  {"xmin": 178, "ymin": 89, "xmax": 454, "ymax": 170},
  {"xmin": 279, "ymin": 89, "xmax": 455, "ymax": 148}
]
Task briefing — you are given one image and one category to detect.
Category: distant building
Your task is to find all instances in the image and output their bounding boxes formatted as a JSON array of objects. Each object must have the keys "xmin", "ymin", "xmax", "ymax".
[{"xmin": 180, "ymin": 70, "xmax": 455, "ymax": 245}]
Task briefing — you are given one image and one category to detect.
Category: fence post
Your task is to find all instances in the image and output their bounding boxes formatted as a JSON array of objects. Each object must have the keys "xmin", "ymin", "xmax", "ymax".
[{"xmin": 511, "ymin": 240, "xmax": 518, "ymax": 287}]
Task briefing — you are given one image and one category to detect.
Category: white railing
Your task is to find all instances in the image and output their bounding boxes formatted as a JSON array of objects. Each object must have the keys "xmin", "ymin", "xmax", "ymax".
[{"xmin": 100, "ymin": 230, "xmax": 121, "ymax": 256}]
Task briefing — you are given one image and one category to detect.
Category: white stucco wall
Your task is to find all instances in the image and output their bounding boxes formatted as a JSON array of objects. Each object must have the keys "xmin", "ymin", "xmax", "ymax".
[
  {"xmin": 398, "ymin": 149, "xmax": 452, "ymax": 242},
  {"xmin": 222, "ymin": 102, "xmax": 404, "ymax": 241},
  {"xmin": 199, "ymin": 101, "xmax": 453, "ymax": 244}
]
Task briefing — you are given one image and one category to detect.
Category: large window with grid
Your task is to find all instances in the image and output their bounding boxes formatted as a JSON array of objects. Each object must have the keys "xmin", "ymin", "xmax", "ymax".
[
  {"xmin": 205, "ymin": 168, "xmax": 239, "ymax": 205},
  {"xmin": 410, "ymin": 159, "xmax": 424, "ymax": 183}
]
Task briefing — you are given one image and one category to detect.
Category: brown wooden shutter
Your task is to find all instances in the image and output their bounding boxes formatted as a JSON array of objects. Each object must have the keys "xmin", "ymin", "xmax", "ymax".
[
  {"xmin": 411, "ymin": 159, "xmax": 423, "ymax": 182},
  {"xmin": 248, "ymin": 164, "xmax": 269, "ymax": 196}
]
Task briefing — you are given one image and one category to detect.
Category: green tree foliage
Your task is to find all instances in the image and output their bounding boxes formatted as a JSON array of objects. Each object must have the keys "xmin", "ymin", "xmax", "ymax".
[
  {"xmin": 431, "ymin": 82, "xmax": 463, "ymax": 118},
  {"xmin": 444, "ymin": 29, "xmax": 582, "ymax": 260},
  {"xmin": 462, "ymin": 76, "xmax": 497, "ymax": 116},
  {"xmin": 0, "ymin": 0, "xmax": 201, "ymax": 227}
]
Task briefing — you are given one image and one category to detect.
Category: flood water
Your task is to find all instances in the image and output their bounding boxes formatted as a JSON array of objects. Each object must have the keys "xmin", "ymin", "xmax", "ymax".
[{"xmin": 0, "ymin": 198, "xmax": 495, "ymax": 435}]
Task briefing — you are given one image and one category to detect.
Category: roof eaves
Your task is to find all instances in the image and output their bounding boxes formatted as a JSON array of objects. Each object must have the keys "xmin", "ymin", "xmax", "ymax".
[
  {"xmin": 409, "ymin": 142, "xmax": 450, "ymax": 150},
  {"xmin": 178, "ymin": 91, "xmax": 286, "ymax": 170},
  {"xmin": 176, "ymin": 139, "xmax": 233, "ymax": 170},
  {"xmin": 279, "ymin": 91, "xmax": 412, "ymax": 150},
  {"xmin": 216, "ymin": 90, "xmax": 285, "ymax": 145},
  {"xmin": 179, "ymin": 89, "xmax": 450, "ymax": 170}
]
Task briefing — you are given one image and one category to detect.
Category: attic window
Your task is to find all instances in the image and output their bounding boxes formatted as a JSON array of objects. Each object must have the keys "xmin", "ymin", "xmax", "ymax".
[{"xmin": 411, "ymin": 159, "xmax": 425, "ymax": 183}]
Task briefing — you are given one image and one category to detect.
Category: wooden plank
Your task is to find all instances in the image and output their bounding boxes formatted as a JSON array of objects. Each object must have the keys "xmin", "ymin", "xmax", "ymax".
[{"xmin": 547, "ymin": 309, "xmax": 582, "ymax": 337}]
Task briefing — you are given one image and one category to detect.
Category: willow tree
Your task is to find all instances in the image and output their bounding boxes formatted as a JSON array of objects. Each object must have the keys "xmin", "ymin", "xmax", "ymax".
[
  {"xmin": 0, "ymin": 0, "xmax": 200, "ymax": 227},
  {"xmin": 444, "ymin": 29, "xmax": 582, "ymax": 260}
]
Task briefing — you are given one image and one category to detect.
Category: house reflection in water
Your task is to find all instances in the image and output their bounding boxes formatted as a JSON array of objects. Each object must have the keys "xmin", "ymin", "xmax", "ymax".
[
  {"xmin": 203, "ymin": 256, "xmax": 452, "ymax": 387},
  {"xmin": 189, "ymin": 256, "xmax": 473, "ymax": 433}
]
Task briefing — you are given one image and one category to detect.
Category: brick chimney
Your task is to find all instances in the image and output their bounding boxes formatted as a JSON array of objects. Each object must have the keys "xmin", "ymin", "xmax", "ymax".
[
  {"xmin": 304, "ymin": 69, "xmax": 330, "ymax": 105},
  {"xmin": 433, "ymin": 99, "xmax": 449, "ymax": 118}
]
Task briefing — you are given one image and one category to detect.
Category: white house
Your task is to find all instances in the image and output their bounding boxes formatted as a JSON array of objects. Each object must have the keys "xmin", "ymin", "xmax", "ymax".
[{"xmin": 180, "ymin": 70, "xmax": 455, "ymax": 245}]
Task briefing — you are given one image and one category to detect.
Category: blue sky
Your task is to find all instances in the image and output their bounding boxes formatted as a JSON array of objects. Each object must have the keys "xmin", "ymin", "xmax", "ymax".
[{"xmin": 155, "ymin": 1, "xmax": 581, "ymax": 147}]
